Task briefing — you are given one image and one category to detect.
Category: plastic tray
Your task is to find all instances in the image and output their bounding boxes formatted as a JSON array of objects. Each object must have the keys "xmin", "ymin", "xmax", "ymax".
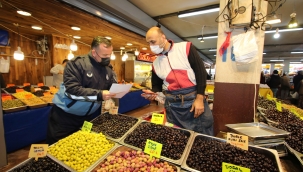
[
  {"xmin": 120, "ymin": 120, "xmax": 194, "ymax": 165},
  {"xmin": 90, "ymin": 113, "xmax": 141, "ymax": 143},
  {"xmin": 87, "ymin": 144, "xmax": 181, "ymax": 172},
  {"xmin": 7, "ymin": 156, "xmax": 73, "ymax": 172},
  {"xmin": 3, "ymin": 105, "xmax": 27, "ymax": 113},
  {"xmin": 181, "ymin": 133, "xmax": 283, "ymax": 172}
]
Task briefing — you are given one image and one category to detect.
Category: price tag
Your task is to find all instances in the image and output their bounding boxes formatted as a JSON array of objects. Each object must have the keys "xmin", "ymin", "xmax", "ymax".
[
  {"xmin": 49, "ymin": 86, "xmax": 56, "ymax": 91},
  {"xmin": 144, "ymin": 139, "xmax": 162, "ymax": 159},
  {"xmin": 81, "ymin": 121, "xmax": 93, "ymax": 132},
  {"xmin": 226, "ymin": 133, "xmax": 248, "ymax": 151},
  {"xmin": 222, "ymin": 162, "xmax": 250, "ymax": 172},
  {"xmin": 208, "ymin": 89, "xmax": 214, "ymax": 93},
  {"xmin": 276, "ymin": 101, "xmax": 282, "ymax": 112},
  {"xmin": 43, "ymin": 92, "xmax": 51, "ymax": 96},
  {"xmin": 23, "ymin": 83, "xmax": 30, "ymax": 86},
  {"xmin": 28, "ymin": 144, "xmax": 48, "ymax": 160},
  {"xmin": 1, "ymin": 96, "xmax": 12, "ymax": 101},
  {"xmin": 16, "ymin": 89, "xmax": 24, "ymax": 93},
  {"xmin": 6, "ymin": 84, "xmax": 15, "ymax": 88},
  {"xmin": 151, "ymin": 113, "xmax": 164, "ymax": 125},
  {"xmin": 25, "ymin": 94, "xmax": 33, "ymax": 99},
  {"xmin": 37, "ymin": 83, "xmax": 44, "ymax": 87}
]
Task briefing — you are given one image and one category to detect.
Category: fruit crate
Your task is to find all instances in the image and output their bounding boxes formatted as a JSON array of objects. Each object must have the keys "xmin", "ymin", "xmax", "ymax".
[
  {"xmin": 119, "ymin": 120, "xmax": 195, "ymax": 165},
  {"xmin": 90, "ymin": 112, "xmax": 142, "ymax": 143},
  {"xmin": 181, "ymin": 133, "xmax": 283, "ymax": 172},
  {"xmin": 87, "ymin": 145, "xmax": 181, "ymax": 172},
  {"xmin": 285, "ymin": 142, "xmax": 303, "ymax": 169},
  {"xmin": 7, "ymin": 156, "xmax": 73, "ymax": 172}
]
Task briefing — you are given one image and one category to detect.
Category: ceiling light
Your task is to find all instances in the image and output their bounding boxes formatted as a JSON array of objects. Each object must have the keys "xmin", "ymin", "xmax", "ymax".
[
  {"xmin": 126, "ymin": 43, "xmax": 132, "ymax": 46},
  {"xmin": 288, "ymin": 13, "xmax": 298, "ymax": 28},
  {"xmin": 110, "ymin": 52, "xmax": 116, "ymax": 60},
  {"xmin": 14, "ymin": 46, "xmax": 24, "ymax": 60},
  {"xmin": 290, "ymin": 62, "xmax": 301, "ymax": 64},
  {"xmin": 17, "ymin": 10, "xmax": 31, "ymax": 16},
  {"xmin": 134, "ymin": 49, "xmax": 139, "ymax": 56},
  {"xmin": 291, "ymin": 52, "xmax": 303, "ymax": 54},
  {"xmin": 73, "ymin": 36, "xmax": 81, "ymax": 39},
  {"xmin": 105, "ymin": 36, "xmax": 111, "ymax": 40},
  {"xmin": 142, "ymin": 47, "xmax": 147, "ymax": 50},
  {"xmin": 265, "ymin": 28, "xmax": 303, "ymax": 33},
  {"xmin": 263, "ymin": 53, "xmax": 266, "ymax": 54},
  {"xmin": 200, "ymin": 38, "xmax": 204, "ymax": 43},
  {"xmin": 270, "ymin": 60, "xmax": 284, "ymax": 61},
  {"xmin": 31, "ymin": 25, "xmax": 42, "ymax": 30},
  {"xmin": 209, "ymin": 49, "xmax": 217, "ymax": 51},
  {"xmin": 214, "ymin": 55, "xmax": 216, "ymax": 56},
  {"xmin": 67, "ymin": 51, "xmax": 74, "ymax": 60},
  {"xmin": 273, "ymin": 28, "xmax": 280, "ymax": 38},
  {"xmin": 120, "ymin": 47, "xmax": 125, "ymax": 50},
  {"xmin": 71, "ymin": 26, "xmax": 81, "ymax": 30},
  {"xmin": 70, "ymin": 39, "xmax": 78, "ymax": 51},
  {"xmin": 178, "ymin": 7, "xmax": 220, "ymax": 18},
  {"xmin": 265, "ymin": 14, "xmax": 281, "ymax": 24}
]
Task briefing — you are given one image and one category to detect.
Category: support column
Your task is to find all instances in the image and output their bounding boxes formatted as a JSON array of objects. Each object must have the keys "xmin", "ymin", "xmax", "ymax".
[
  {"xmin": 283, "ymin": 60, "xmax": 290, "ymax": 74},
  {"xmin": 270, "ymin": 63, "xmax": 275, "ymax": 74},
  {"xmin": 213, "ymin": 0, "xmax": 268, "ymax": 135}
]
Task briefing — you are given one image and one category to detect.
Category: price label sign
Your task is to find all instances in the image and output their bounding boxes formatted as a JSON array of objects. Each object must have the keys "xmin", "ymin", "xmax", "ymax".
[
  {"xmin": 1, "ymin": 96, "xmax": 12, "ymax": 102},
  {"xmin": 23, "ymin": 83, "xmax": 30, "ymax": 86},
  {"xmin": 37, "ymin": 83, "xmax": 44, "ymax": 87},
  {"xmin": 144, "ymin": 139, "xmax": 162, "ymax": 159},
  {"xmin": 81, "ymin": 121, "xmax": 93, "ymax": 132},
  {"xmin": 16, "ymin": 89, "xmax": 24, "ymax": 93},
  {"xmin": 49, "ymin": 86, "xmax": 56, "ymax": 91},
  {"xmin": 276, "ymin": 101, "xmax": 282, "ymax": 112},
  {"xmin": 25, "ymin": 94, "xmax": 33, "ymax": 99},
  {"xmin": 222, "ymin": 162, "xmax": 250, "ymax": 172},
  {"xmin": 43, "ymin": 92, "xmax": 51, "ymax": 96},
  {"xmin": 151, "ymin": 113, "xmax": 164, "ymax": 125},
  {"xmin": 28, "ymin": 144, "xmax": 48, "ymax": 160},
  {"xmin": 208, "ymin": 89, "xmax": 214, "ymax": 93},
  {"xmin": 6, "ymin": 84, "xmax": 15, "ymax": 88},
  {"xmin": 226, "ymin": 133, "xmax": 248, "ymax": 151}
]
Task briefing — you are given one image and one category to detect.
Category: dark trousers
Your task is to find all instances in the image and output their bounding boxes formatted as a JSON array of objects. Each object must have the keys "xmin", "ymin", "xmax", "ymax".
[{"xmin": 46, "ymin": 105, "xmax": 99, "ymax": 145}]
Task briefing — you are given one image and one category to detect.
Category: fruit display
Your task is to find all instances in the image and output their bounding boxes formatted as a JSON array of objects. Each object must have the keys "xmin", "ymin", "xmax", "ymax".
[
  {"xmin": 23, "ymin": 85, "xmax": 31, "ymax": 92},
  {"xmin": 10, "ymin": 156, "xmax": 70, "ymax": 172},
  {"xmin": 48, "ymin": 130, "xmax": 115, "ymax": 172},
  {"xmin": 12, "ymin": 91, "xmax": 35, "ymax": 99},
  {"xmin": 2, "ymin": 99, "xmax": 25, "ymax": 109},
  {"xmin": 40, "ymin": 95, "xmax": 54, "ymax": 104},
  {"xmin": 21, "ymin": 97, "xmax": 46, "ymax": 106},
  {"xmin": 186, "ymin": 138, "xmax": 279, "ymax": 172},
  {"xmin": 257, "ymin": 96, "xmax": 276, "ymax": 109},
  {"xmin": 124, "ymin": 122, "xmax": 190, "ymax": 160},
  {"xmin": 4, "ymin": 86, "xmax": 20, "ymax": 93},
  {"xmin": 93, "ymin": 148, "xmax": 177, "ymax": 172},
  {"xmin": 261, "ymin": 108, "xmax": 303, "ymax": 154},
  {"xmin": 91, "ymin": 113, "xmax": 138, "ymax": 139},
  {"xmin": 33, "ymin": 90, "xmax": 46, "ymax": 97}
]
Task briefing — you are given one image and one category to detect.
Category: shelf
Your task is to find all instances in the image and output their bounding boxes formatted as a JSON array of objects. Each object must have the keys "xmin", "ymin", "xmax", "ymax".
[{"xmin": 0, "ymin": 46, "xmax": 11, "ymax": 48}]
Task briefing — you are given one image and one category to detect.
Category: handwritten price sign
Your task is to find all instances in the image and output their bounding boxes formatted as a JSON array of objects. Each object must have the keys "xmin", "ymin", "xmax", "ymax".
[
  {"xmin": 222, "ymin": 162, "xmax": 250, "ymax": 172},
  {"xmin": 226, "ymin": 133, "xmax": 248, "ymax": 151},
  {"xmin": 81, "ymin": 121, "xmax": 93, "ymax": 132},
  {"xmin": 28, "ymin": 144, "xmax": 48, "ymax": 160},
  {"xmin": 144, "ymin": 139, "xmax": 162, "ymax": 159},
  {"xmin": 151, "ymin": 113, "xmax": 164, "ymax": 125}
]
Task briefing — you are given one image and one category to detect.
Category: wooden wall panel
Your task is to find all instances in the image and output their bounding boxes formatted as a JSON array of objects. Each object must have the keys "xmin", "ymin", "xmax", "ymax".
[{"xmin": 0, "ymin": 31, "xmax": 51, "ymax": 86}]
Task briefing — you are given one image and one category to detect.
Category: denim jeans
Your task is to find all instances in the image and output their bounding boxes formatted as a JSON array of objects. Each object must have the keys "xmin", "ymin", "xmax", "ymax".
[
  {"xmin": 281, "ymin": 89, "xmax": 289, "ymax": 99},
  {"xmin": 271, "ymin": 88, "xmax": 278, "ymax": 98}
]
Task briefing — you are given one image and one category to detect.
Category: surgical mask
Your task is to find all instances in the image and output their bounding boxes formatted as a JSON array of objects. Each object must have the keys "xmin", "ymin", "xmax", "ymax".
[
  {"xmin": 99, "ymin": 58, "xmax": 110, "ymax": 66},
  {"xmin": 150, "ymin": 40, "xmax": 166, "ymax": 54}
]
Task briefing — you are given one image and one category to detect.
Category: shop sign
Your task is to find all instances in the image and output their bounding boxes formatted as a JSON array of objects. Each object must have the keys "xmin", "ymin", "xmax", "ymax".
[
  {"xmin": 136, "ymin": 52, "xmax": 156, "ymax": 63},
  {"xmin": 226, "ymin": 133, "xmax": 248, "ymax": 151}
]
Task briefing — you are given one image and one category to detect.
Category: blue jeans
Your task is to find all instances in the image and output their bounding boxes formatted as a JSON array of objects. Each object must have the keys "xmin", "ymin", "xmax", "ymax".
[{"xmin": 271, "ymin": 88, "xmax": 278, "ymax": 98}]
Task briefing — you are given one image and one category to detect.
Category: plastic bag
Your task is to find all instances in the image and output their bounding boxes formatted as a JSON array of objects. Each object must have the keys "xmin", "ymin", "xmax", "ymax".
[
  {"xmin": 0, "ymin": 56, "xmax": 10, "ymax": 73},
  {"xmin": 291, "ymin": 92, "xmax": 299, "ymax": 99},
  {"xmin": 232, "ymin": 30, "xmax": 258, "ymax": 65}
]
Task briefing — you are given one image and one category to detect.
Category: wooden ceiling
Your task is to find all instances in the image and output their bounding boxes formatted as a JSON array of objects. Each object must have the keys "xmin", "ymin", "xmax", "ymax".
[{"xmin": 0, "ymin": 0, "xmax": 150, "ymax": 52}]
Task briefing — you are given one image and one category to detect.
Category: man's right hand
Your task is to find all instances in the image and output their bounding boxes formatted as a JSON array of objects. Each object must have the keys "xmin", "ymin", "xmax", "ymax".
[
  {"xmin": 102, "ymin": 90, "xmax": 116, "ymax": 101},
  {"xmin": 141, "ymin": 89, "xmax": 157, "ymax": 101}
]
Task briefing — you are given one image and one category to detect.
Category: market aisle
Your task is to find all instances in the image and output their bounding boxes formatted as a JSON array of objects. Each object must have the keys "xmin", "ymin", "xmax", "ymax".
[{"xmin": 0, "ymin": 102, "xmax": 162, "ymax": 172}]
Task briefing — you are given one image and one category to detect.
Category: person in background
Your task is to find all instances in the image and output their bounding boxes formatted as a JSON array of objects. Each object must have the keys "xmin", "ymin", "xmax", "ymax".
[
  {"xmin": 266, "ymin": 70, "xmax": 281, "ymax": 98},
  {"xmin": 50, "ymin": 59, "xmax": 68, "ymax": 87},
  {"xmin": 0, "ymin": 73, "xmax": 5, "ymax": 88},
  {"xmin": 260, "ymin": 71, "xmax": 266, "ymax": 84},
  {"xmin": 280, "ymin": 73, "xmax": 290, "ymax": 100},
  {"xmin": 46, "ymin": 36, "xmax": 116, "ymax": 145},
  {"xmin": 142, "ymin": 27, "xmax": 214, "ymax": 135},
  {"xmin": 293, "ymin": 71, "xmax": 303, "ymax": 92},
  {"xmin": 297, "ymin": 79, "xmax": 303, "ymax": 109}
]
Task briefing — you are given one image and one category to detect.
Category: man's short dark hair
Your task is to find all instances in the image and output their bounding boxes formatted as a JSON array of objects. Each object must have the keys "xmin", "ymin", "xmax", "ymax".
[
  {"xmin": 273, "ymin": 70, "xmax": 278, "ymax": 74},
  {"xmin": 91, "ymin": 36, "xmax": 112, "ymax": 49},
  {"xmin": 62, "ymin": 59, "xmax": 68, "ymax": 64}
]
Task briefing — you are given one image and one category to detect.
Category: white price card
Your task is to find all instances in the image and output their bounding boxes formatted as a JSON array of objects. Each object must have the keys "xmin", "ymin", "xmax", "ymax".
[{"xmin": 109, "ymin": 83, "xmax": 133, "ymax": 98}]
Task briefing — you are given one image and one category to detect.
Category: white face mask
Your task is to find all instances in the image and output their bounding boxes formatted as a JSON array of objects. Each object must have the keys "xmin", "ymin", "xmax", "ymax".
[{"xmin": 150, "ymin": 40, "xmax": 166, "ymax": 54}]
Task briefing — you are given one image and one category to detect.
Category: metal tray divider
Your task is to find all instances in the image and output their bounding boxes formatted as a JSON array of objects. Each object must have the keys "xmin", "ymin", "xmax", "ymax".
[
  {"xmin": 181, "ymin": 133, "xmax": 283, "ymax": 172},
  {"xmin": 119, "ymin": 120, "xmax": 195, "ymax": 165},
  {"xmin": 86, "ymin": 144, "xmax": 181, "ymax": 172},
  {"xmin": 89, "ymin": 113, "xmax": 142, "ymax": 143},
  {"xmin": 284, "ymin": 142, "xmax": 303, "ymax": 168}
]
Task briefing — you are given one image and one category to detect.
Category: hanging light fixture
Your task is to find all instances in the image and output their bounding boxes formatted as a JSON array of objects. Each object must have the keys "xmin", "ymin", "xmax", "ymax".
[
  {"xmin": 134, "ymin": 49, "xmax": 139, "ymax": 56},
  {"xmin": 14, "ymin": 25, "xmax": 24, "ymax": 60},
  {"xmin": 274, "ymin": 28, "xmax": 280, "ymax": 38},
  {"xmin": 288, "ymin": 13, "xmax": 298, "ymax": 28},
  {"xmin": 265, "ymin": 14, "xmax": 281, "ymax": 25},
  {"xmin": 67, "ymin": 51, "xmax": 74, "ymax": 60},
  {"xmin": 70, "ymin": 39, "xmax": 78, "ymax": 51},
  {"xmin": 110, "ymin": 52, "xmax": 116, "ymax": 60}
]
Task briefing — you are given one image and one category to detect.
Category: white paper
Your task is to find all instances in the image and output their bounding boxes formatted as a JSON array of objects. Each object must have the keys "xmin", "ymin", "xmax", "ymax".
[{"xmin": 109, "ymin": 83, "xmax": 133, "ymax": 98}]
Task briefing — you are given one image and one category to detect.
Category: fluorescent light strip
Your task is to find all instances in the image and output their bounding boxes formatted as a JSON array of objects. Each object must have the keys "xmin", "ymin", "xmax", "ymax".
[
  {"xmin": 291, "ymin": 52, "xmax": 303, "ymax": 54},
  {"xmin": 290, "ymin": 62, "xmax": 302, "ymax": 63},
  {"xmin": 265, "ymin": 28, "xmax": 303, "ymax": 33},
  {"xmin": 263, "ymin": 53, "xmax": 266, "ymax": 54},
  {"xmin": 270, "ymin": 60, "xmax": 284, "ymax": 61},
  {"xmin": 178, "ymin": 8, "xmax": 220, "ymax": 18},
  {"xmin": 198, "ymin": 36, "xmax": 218, "ymax": 40},
  {"xmin": 265, "ymin": 19, "xmax": 281, "ymax": 25},
  {"xmin": 209, "ymin": 49, "xmax": 217, "ymax": 51}
]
